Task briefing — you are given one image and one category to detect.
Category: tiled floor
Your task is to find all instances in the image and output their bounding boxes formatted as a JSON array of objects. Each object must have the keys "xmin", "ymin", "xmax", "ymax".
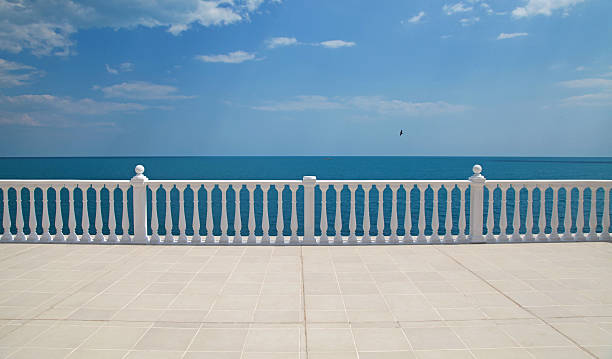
[{"xmin": 0, "ymin": 242, "xmax": 611, "ymax": 358}]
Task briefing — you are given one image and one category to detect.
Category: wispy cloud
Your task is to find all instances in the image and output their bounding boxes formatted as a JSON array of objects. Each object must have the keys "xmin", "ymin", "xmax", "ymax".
[
  {"xmin": 0, "ymin": 94, "xmax": 147, "ymax": 115},
  {"xmin": 266, "ymin": 37, "xmax": 298, "ymax": 49},
  {"xmin": 481, "ymin": 3, "xmax": 494, "ymax": 14},
  {"xmin": 0, "ymin": 113, "xmax": 42, "ymax": 127},
  {"xmin": 443, "ymin": 2, "xmax": 473, "ymax": 15},
  {"xmin": 0, "ymin": 58, "xmax": 44, "ymax": 87},
  {"xmin": 253, "ymin": 95, "xmax": 468, "ymax": 115},
  {"xmin": 195, "ymin": 51, "xmax": 257, "ymax": 63},
  {"xmin": 459, "ymin": 17, "xmax": 480, "ymax": 26},
  {"xmin": 497, "ymin": 32, "xmax": 528, "ymax": 40},
  {"xmin": 319, "ymin": 40, "xmax": 356, "ymax": 49},
  {"xmin": 560, "ymin": 92, "xmax": 612, "ymax": 107},
  {"xmin": 406, "ymin": 11, "xmax": 426, "ymax": 24},
  {"xmin": 558, "ymin": 78, "xmax": 612, "ymax": 88},
  {"xmin": 512, "ymin": 0, "xmax": 586, "ymax": 18},
  {"xmin": 106, "ymin": 62, "xmax": 134, "ymax": 75},
  {"xmin": 94, "ymin": 81, "xmax": 195, "ymax": 100}
]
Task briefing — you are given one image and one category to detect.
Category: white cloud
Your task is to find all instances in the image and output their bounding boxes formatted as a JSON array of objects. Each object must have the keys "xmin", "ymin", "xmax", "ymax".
[
  {"xmin": 105, "ymin": 64, "xmax": 118, "ymax": 75},
  {"xmin": 460, "ymin": 17, "xmax": 480, "ymax": 26},
  {"xmin": 319, "ymin": 40, "xmax": 356, "ymax": 49},
  {"xmin": 95, "ymin": 81, "xmax": 195, "ymax": 100},
  {"xmin": 497, "ymin": 32, "xmax": 528, "ymax": 40},
  {"xmin": 560, "ymin": 92, "xmax": 612, "ymax": 107},
  {"xmin": 443, "ymin": 2, "xmax": 473, "ymax": 15},
  {"xmin": 558, "ymin": 78, "xmax": 612, "ymax": 88},
  {"xmin": 0, "ymin": 58, "xmax": 43, "ymax": 87},
  {"xmin": 512, "ymin": 0, "xmax": 585, "ymax": 18},
  {"xmin": 119, "ymin": 62, "xmax": 134, "ymax": 72},
  {"xmin": 266, "ymin": 37, "xmax": 298, "ymax": 49},
  {"xmin": 407, "ymin": 11, "xmax": 426, "ymax": 24},
  {"xmin": 481, "ymin": 3, "xmax": 494, "ymax": 14},
  {"xmin": 0, "ymin": 0, "xmax": 277, "ymax": 56},
  {"xmin": 253, "ymin": 95, "xmax": 468, "ymax": 115},
  {"xmin": 0, "ymin": 113, "xmax": 42, "ymax": 127},
  {"xmin": 195, "ymin": 51, "xmax": 257, "ymax": 63},
  {"xmin": 0, "ymin": 94, "xmax": 147, "ymax": 115},
  {"xmin": 575, "ymin": 66, "xmax": 585, "ymax": 71}
]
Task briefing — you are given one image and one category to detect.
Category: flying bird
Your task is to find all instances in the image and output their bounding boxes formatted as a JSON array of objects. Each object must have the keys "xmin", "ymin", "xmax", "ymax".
[{"xmin": 400, "ymin": 130, "xmax": 403, "ymax": 136}]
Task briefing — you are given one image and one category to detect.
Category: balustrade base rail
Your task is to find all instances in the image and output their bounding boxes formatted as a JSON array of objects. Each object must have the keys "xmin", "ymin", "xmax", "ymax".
[{"xmin": 1, "ymin": 165, "xmax": 610, "ymax": 245}]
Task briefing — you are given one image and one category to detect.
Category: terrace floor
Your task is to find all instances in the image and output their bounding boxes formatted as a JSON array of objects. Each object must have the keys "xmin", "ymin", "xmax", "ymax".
[{"xmin": 0, "ymin": 242, "xmax": 611, "ymax": 359}]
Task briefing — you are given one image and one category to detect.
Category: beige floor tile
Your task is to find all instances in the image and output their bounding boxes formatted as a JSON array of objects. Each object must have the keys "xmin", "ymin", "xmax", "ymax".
[
  {"xmin": 66, "ymin": 349, "xmax": 127, "ymax": 359},
  {"xmin": 343, "ymin": 295, "xmax": 388, "ymax": 311},
  {"xmin": 243, "ymin": 327, "xmax": 301, "ymax": 352},
  {"xmin": 6, "ymin": 347, "xmax": 72, "ymax": 359},
  {"xmin": 527, "ymin": 347, "xmax": 592, "ymax": 359},
  {"xmin": 452, "ymin": 326, "xmax": 518, "ymax": 349},
  {"xmin": 415, "ymin": 350, "xmax": 473, "ymax": 359},
  {"xmin": 0, "ymin": 323, "xmax": 53, "ymax": 346},
  {"xmin": 205, "ymin": 310, "xmax": 253, "ymax": 322},
  {"xmin": 253, "ymin": 310, "xmax": 302, "ymax": 322},
  {"xmin": 402, "ymin": 327, "xmax": 466, "ymax": 350},
  {"xmin": 212, "ymin": 295, "xmax": 258, "ymax": 311},
  {"xmin": 158, "ymin": 309, "xmax": 208, "ymax": 323},
  {"xmin": 188, "ymin": 328, "xmax": 248, "ymax": 351},
  {"xmin": 352, "ymin": 328, "xmax": 411, "ymax": 351},
  {"xmin": 81, "ymin": 326, "xmax": 149, "ymax": 349},
  {"xmin": 124, "ymin": 350, "xmax": 184, "ymax": 359},
  {"xmin": 552, "ymin": 322, "xmax": 612, "ymax": 346},
  {"xmin": 29, "ymin": 323, "xmax": 99, "ymax": 348},
  {"xmin": 307, "ymin": 328, "xmax": 355, "ymax": 352},
  {"xmin": 134, "ymin": 327, "xmax": 197, "ymax": 351},
  {"xmin": 309, "ymin": 352, "xmax": 358, "ymax": 359},
  {"xmin": 500, "ymin": 324, "xmax": 573, "ymax": 347},
  {"xmin": 257, "ymin": 295, "xmax": 302, "ymax": 311},
  {"xmin": 183, "ymin": 352, "xmax": 241, "ymax": 359},
  {"xmin": 305, "ymin": 295, "xmax": 344, "ymax": 311},
  {"xmin": 306, "ymin": 310, "xmax": 348, "ymax": 323},
  {"xmin": 471, "ymin": 348, "xmax": 533, "ymax": 359}
]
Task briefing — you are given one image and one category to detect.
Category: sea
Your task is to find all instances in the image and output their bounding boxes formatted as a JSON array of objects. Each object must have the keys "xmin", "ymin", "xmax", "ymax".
[{"xmin": 1, "ymin": 157, "xmax": 611, "ymax": 237}]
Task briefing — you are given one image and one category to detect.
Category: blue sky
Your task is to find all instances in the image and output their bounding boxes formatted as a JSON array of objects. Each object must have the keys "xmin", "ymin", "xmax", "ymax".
[{"xmin": 0, "ymin": 0, "xmax": 610, "ymax": 156}]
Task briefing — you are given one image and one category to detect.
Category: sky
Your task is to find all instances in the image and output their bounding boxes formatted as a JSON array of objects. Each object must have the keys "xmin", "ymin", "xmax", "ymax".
[{"xmin": 0, "ymin": 0, "xmax": 611, "ymax": 157}]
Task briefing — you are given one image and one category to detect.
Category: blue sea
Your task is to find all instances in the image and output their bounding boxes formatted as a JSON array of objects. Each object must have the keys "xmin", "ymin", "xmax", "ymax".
[{"xmin": 1, "ymin": 157, "xmax": 611, "ymax": 237}]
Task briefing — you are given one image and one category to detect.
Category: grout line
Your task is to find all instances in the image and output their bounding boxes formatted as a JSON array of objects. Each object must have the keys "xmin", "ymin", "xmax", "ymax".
[
  {"xmin": 299, "ymin": 246, "xmax": 309, "ymax": 359},
  {"xmin": 435, "ymin": 246, "xmax": 599, "ymax": 359}
]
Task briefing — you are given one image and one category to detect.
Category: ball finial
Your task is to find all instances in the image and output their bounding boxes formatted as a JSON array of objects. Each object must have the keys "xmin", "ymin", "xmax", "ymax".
[
  {"xmin": 135, "ymin": 165, "xmax": 145, "ymax": 175},
  {"xmin": 472, "ymin": 164, "xmax": 482, "ymax": 174}
]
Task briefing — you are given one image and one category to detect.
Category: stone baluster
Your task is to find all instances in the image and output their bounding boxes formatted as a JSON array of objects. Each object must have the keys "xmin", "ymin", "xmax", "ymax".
[
  {"xmin": 403, "ymin": 184, "xmax": 412, "ymax": 243},
  {"xmin": 443, "ymin": 185, "xmax": 453, "ymax": 243},
  {"xmin": 108, "ymin": 186, "xmax": 118, "ymax": 242},
  {"xmin": 511, "ymin": 186, "xmax": 522, "ymax": 242},
  {"xmin": 416, "ymin": 184, "xmax": 427, "ymax": 243},
  {"xmin": 376, "ymin": 184, "xmax": 385, "ymax": 244},
  {"xmin": 290, "ymin": 184, "xmax": 298, "ymax": 244},
  {"xmin": 389, "ymin": 184, "xmax": 399, "ymax": 243},
  {"xmin": 524, "ymin": 186, "xmax": 534, "ymax": 241},
  {"xmin": 53, "ymin": 186, "xmax": 64, "ymax": 242},
  {"xmin": 587, "ymin": 187, "xmax": 598, "ymax": 241},
  {"xmin": 261, "ymin": 184, "xmax": 270, "ymax": 244},
  {"xmin": 1, "ymin": 186, "xmax": 12, "ymax": 242},
  {"xmin": 163, "ymin": 185, "xmax": 173, "ymax": 243},
  {"xmin": 121, "ymin": 185, "xmax": 131, "ymax": 243},
  {"xmin": 81, "ymin": 186, "xmax": 91, "ymax": 242},
  {"xmin": 334, "ymin": 184, "xmax": 343, "ymax": 244},
  {"xmin": 485, "ymin": 185, "xmax": 495, "ymax": 243},
  {"xmin": 205, "ymin": 184, "xmax": 215, "ymax": 244},
  {"xmin": 148, "ymin": 186, "xmax": 159, "ymax": 243},
  {"xmin": 192, "ymin": 185, "xmax": 201, "ymax": 244},
  {"xmin": 319, "ymin": 184, "xmax": 329, "ymax": 244},
  {"xmin": 536, "ymin": 186, "xmax": 547, "ymax": 241},
  {"xmin": 575, "ymin": 186, "xmax": 586, "ymax": 240},
  {"xmin": 549, "ymin": 186, "xmax": 560, "ymax": 241},
  {"xmin": 498, "ymin": 185, "xmax": 508, "ymax": 242},
  {"xmin": 27, "ymin": 187, "xmax": 38, "ymax": 241},
  {"xmin": 233, "ymin": 184, "xmax": 242, "ymax": 244},
  {"xmin": 93, "ymin": 185, "xmax": 104, "ymax": 242},
  {"xmin": 219, "ymin": 184, "xmax": 229, "ymax": 244},
  {"xmin": 430, "ymin": 185, "xmax": 440, "ymax": 243},
  {"xmin": 457, "ymin": 185, "xmax": 467, "ymax": 243},
  {"xmin": 362, "ymin": 184, "xmax": 371, "ymax": 244},
  {"xmin": 348, "ymin": 184, "xmax": 357, "ymax": 244},
  {"xmin": 275, "ymin": 185, "xmax": 284, "ymax": 245},
  {"xmin": 40, "ymin": 187, "xmax": 52, "ymax": 242},
  {"xmin": 562, "ymin": 187, "xmax": 573, "ymax": 241},
  {"xmin": 602, "ymin": 187, "xmax": 610, "ymax": 241},
  {"xmin": 177, "ymin": 185, "xmax": 187, "ymax": 243},
  {"xmin": 13, "ymin": 187, "xmax": 23, "ymax": 241},
  {"xmin": 248, "ymin": 184, "xmax": 256, "ymax": 244},
  {"xmin": 67, "ymin": 186, "xmax": 78, "ymax": 242}
]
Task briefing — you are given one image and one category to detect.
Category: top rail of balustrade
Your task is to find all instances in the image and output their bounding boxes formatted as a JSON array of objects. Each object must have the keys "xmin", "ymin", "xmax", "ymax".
[
  {"xmin": 486, "ymin": 180, "xmax": 612, "ymax": 187},
  {"xmin": 0, "ymin": 180, "xmax": 129, "ymax": 187}
]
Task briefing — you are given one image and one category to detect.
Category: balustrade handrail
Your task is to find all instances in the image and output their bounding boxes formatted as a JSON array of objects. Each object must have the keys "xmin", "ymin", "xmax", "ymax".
[{"xmin": 0, "ymin": 164, "xmax": 610, "ymax": 245}]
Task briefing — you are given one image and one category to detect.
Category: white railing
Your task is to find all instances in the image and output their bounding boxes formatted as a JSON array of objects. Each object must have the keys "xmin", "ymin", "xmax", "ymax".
[{"xmin": 0, "ymin": 165, "xmax": 610, "ymax": 244}]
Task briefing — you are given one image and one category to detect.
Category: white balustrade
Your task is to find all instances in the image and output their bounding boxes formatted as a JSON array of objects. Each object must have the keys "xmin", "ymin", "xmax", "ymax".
[{"xmin": 1, "ymin": 165, "xmax": 610, "ymax": 245}]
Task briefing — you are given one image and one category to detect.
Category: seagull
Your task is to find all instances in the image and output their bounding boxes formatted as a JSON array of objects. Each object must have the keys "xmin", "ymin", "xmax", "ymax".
[{"xmin": 399, "ymin": 130, "xmax": 403, "ymax": 136}]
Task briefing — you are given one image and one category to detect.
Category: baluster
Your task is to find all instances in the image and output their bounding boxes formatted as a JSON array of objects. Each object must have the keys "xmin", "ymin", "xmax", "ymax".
[
  {"xmin": 457, "ymin": 185, "xmax": 467, "ymax": 243},
  {"xmin": 374, "ymin": 184, "xmax": 385, "ymax": 244},
  {"xmin": 121, "ymin": 185, "xmax": 131, "ymax": 243},
  {"xmin": 248, "ymin": 184, "xmax": 256, "ymax": 244},
  {"xmin": 14, "ymin": 187, "xmax": 25, "ymax": 241},
  {"xmin": 389, "ymin": 185, "xmax": 399, "ymax": 243},
  {"xmin": 81, "ymin": 186, "xmax": 91, "ymax": 242},
  {"xmin": 164, "ymin": 185, "xmax": 174, "ymax": 243},
  {"xmin": 348, "ymin": 184, "xmax": 357, "ymax": 244},
  {"xmin": 575, "ymin": 186, "xmax": 585, "ymax": 240},
  {"xmin": 602, "ymin": 187, "xmax": 610, "ymax": 241},
  {"xmin": 587, "ymin": 187, "xmax": 598, "ymax": 241},
  {"xmin": 536, "ymin": 186, "xmax": 547, "ymax": 241},
  {"xmin": 524, "ymin": 186, "xmax": 534, "ymax": 241},
  {"xmin": 430, "ymin": 185, "xmax": 440, "ymax": 243},
  {"xmin": 443, "ymin": 185, "xmax": 453, "ymax": 243},
  {"xmin": 220, "ymin": 184, "xmax": 229, "ymax": 243},
  {"xmin": 498, "ymin": 185, "xmax": 508, "ymax": 242},
  {"xmin": 261, "ymin": 184, "xmax": 270, "ymax": 244},
  {"xmin": 53, "ymin": 186, "xmax": 65, "ymax": 242},
  {"xmin": 108, "ymin": 186, "xmax": 118, "ymax": 242},
  {"xmin": 510, "ymin": 186, "xmax": 521, "ymax": 242},
  {"xmin": 334, "ymin": 184, "xmax": 343, "ymax": 244},
  {"xmin": 485, "ymin": 185, "xmax": 495, "ymax": 243},
  {"xmin": 40, "ymin": 187, "xmax": 51, "ymax": 242},
  {"xmin": 205, "ymin": 184, "xmax": 215, "ymax": 244},
  {"xmin": 177, "ymin": 185, "xmax": 187, "ymax": 243},
  {"xmin": 27, "ymin": 187, "xmax": 38, "ymax": 241},
  {"xmin": 275, "ymin": 184, "xmax": 284, "ymax": 245},
  {"xmin": 416, "ymin": 184, "xmax": 427, "ymax": 243},
  {"xmin": 549, "ymin": 186, "xmax": 560, "ymax": 241},
  {"xmin": 361, "ymin": 184, "xmax": 371, "ymax": 244},
  {"xmin": 192, "ymin": 185, "xmax": 201, "ymax": 244},
  {"xmin": 403, "ymin": 184, "xmax": 412, "ymax": 243},
  {"xmin": 1, "ymin": 186, "xmax": 13, "ymax": 241},
  {"xmin": 562, "ymin": 187, "xmax": 573, "ymax": 241},
  {"xmin": 67, "ymin": 186, "xmax": 78, "ymax": 242},
  {"xmin": 93, "ymin": 186, "xmax": 104, "ymax": 242},
  {"xmin": 319, "ymin": 184, "xmax": 329, "ymax": 244},
  {"xmin": 290, "ymin": 184, "xmax": 298, "ymax": 244},
  {"xmin": 233, "ymin": 184, "xmax": 242, "ymax": 244},
  {"xmin": 149, "ymin": 186, "xmax": 160, "ymax": 243}
]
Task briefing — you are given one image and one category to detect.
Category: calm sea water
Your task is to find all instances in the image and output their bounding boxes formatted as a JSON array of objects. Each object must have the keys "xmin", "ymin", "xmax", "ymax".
[{"xmin": 1, "ymin": 157, "xmax": 611, "ymax": 237}]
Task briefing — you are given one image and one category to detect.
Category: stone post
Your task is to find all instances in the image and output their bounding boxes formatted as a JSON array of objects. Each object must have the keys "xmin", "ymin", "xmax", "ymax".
[
  {"xmin": 302, "ymin": 176, "xmax": 316, "ymax": 244},
  {"xmin": 469, "ymin": 164, "xmax": 486, "ymax": 243},
  {"xmin": 131, "ymin": 165, "xmax": 148, "ymax": 243}
]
